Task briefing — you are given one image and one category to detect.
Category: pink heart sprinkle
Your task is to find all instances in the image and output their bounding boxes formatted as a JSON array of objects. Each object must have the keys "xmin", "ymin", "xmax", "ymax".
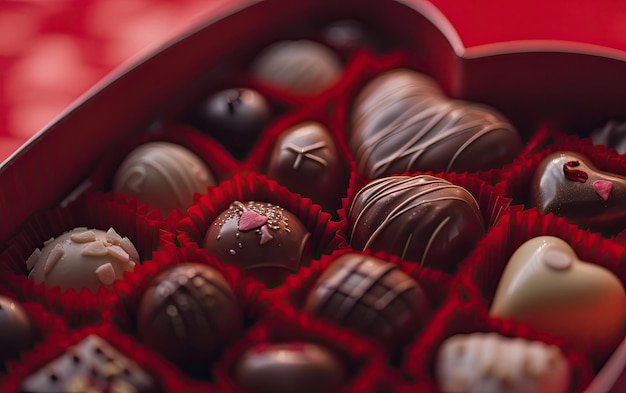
[
  {"xmin": 593, "ymin": 180, "xmax": 613, "ymax": 201},
  {"xmin": 238, "ymin": 211, "xmax": 268, "ymax": 232}
]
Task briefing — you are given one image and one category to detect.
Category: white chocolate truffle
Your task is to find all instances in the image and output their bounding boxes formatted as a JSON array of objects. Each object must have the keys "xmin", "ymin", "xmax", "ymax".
[
  {"xmin": 436, "ymin": 333, "xmax": 570, "ymax": 393},
  {"xmin": 250, "ymin": 40, "xmax": 342, "ymax": 95},
  {"xmin": 27, "ymin": 227, "xmax": 140, "ymax": 293},
  {"xmin": 113, "ymin": 142, "xmax": 215, "ymax": 216}
]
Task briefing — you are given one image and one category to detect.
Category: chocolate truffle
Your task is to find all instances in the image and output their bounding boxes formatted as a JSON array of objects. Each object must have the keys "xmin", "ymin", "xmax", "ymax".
[
  {"xmin": 20, "ymin": 334, "xmax": 160, "ymax": 393},
  {"xmin": 203, "ymin": 201, "xmax": 312, "ymax": 274},
  {"xmin": 531, "ymin": 151, "xmax": 626, "ymax": 233},
  {"xmin": 347, "ymin": 175, "xmax": 485, "ymax": 271},
  {"xmin": 195, "ymin": 88, "xmax": 271, "ymax": 155},
  {"xmin": 27, "ymin": 227, "xmax": 140, "ymax": 293},
  {"xmin": 136, "ymin": 263, "xmax": 243, "ymax": 374},
  {"xmin": 113, "ymin": 141, "xmax": 215, "ymax": 216},
  {"xmin": 590, "ymin": 120, "xmax": 626, "ymax": 154},
  {"xmin": 490, "ymin": 236, "xmax": 625, "ymax": 354},
  {"xmin": 436, "ymin": 333, "xmax": 571, "ymax": 393},
  {"xmin": 350, "ymin": 69, "xmax": 522, "ymax": 179},
  {"xmin": 250, "ymin": 40, "xmax": 342, "ymax": 95},
  {"xmin": 234, "ymin": 342, "xmax": 348, "ymax": 393},
  {"xmin": 304, "ymin": 253, "xmax": 430, "ymax": 348},
  {"xmin": 0, "ymin": 296, "xmax": 34, "ymax": 364},
  {"xmin": 266, "ymin": 121, "xmax": 345, "ymax": 210}
]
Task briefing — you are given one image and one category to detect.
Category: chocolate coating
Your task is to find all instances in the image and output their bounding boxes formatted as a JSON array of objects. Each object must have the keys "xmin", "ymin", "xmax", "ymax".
[
  {"xmin": 195, "ymin": 88, "xmax": 271, "ymax": 155},
  {"xmin": 350, "ymin": 69, "xmax": 522, "ymax": 179},
  {"xmin": 590, "ymin": 120, "xmax": 626, "ymax": 154},
  {"xmin": 136, "ymin": 263, "xmax": 243, "ymax": 374},
  {"xmin": 234, "ymin": 342, "xmax": 348, "ymax": 393},
  {"xmin": 203, "ymin": 201, "xmax": 312, "ymax": 274},
  {"xmin": 530, "ymin": 151, "xmax": 626, "ymax": 233},
  {"xmin": 347, "ymin": 175, "xmax": 485, "ymax": 271},
  {"xmin": 113, "ymin": 142, "xmax": 215, "ymax": 216},
  {"xmin": 250, "ymin": 40, "xmax": 342, "ymax": 95},
  {"xmin": 266, "ymin": 121, "xmax": 345, "ymax": 210},
  {"xmin": 304, "ymin": 253, "xmax": 430, "ymax": 348},
  {"xmin": 0, "ymin": 296, "xmax": 34, "ymax": 364},
  {"xmin": 27, "ymin": 227, "xmax": 140, "ymax": 293},
  {"xmin": 436, "ymin": 333, "xmax": 570, "ymax": 393},
  {"xmin": 20, "ymin": 334, "xmax": 160, "ymax": 393}
]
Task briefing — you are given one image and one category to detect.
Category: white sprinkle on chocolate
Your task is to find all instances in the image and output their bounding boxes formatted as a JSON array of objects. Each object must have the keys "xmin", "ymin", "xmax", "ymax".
[
  {"xmin": 105, "ymin": 227, "xmax": 123, "ymax": 245},
  {"xmin": 70, "ymin": 230, "xmax": 97, "ymax": 243},
  {"xmin": 44, "ymin": 243, "xmax": 64, "ymax": 274},
  {"xmin": 26, "ymin": 248, "xmax": 41, "ymax": 271},
  {"xmin": 81, "ymin": 241, "xmax": 108, "ymax": 257},
  {"xmin": 230, "ymin": 249, "xmax": 236, "ymax": 255},
  {"xmin": 95, "ymin": 263, "xmax": 116, "ymax": 285},
  {"xmin": 120, "ymin": 237, "xmax": 139, "ymax": 262},
  {"xmin": 107, "ymin": 245, "xmax": 130, "ymax": 264}
]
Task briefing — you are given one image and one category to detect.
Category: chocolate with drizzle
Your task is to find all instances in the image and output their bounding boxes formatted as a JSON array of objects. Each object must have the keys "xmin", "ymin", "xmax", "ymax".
[
  {"xmin": 347, "ymin": 175, "xmax": 485, "ymax": 271},
  {"xmin": 350, "ymin": 69, "xmax": 522, "ymax": 179}
]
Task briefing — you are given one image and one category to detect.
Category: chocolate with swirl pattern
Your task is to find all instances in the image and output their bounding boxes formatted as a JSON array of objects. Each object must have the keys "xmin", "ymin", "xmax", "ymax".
[
  {"xmin": 349, "ymin": 69, "xmax": 522, "ymax": 179},
  {"xmin": 347, "ymin": 175, "xmax": 485, "ymax": 271}
]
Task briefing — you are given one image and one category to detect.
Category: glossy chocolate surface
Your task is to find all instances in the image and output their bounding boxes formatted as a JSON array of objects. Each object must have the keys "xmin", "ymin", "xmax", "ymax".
[
  {"xmin": 350, "ymin": 69, "xmax": 522, "ymax": 179},
  {"xmin": 250, "ymin": 40, "xmax": 342, "ymax": 95},
  {"xmin": 490, "ymin": 236, "xmax": 625, "ymax": 354},
  {"xmin": 304, "ymin": 253, "xmax": 430, "ymax": 348},
  {"xmin": 203, "ymin": 201, "xmax": 312, "ymax": 274},
  {"xmin": 20, "ymin": 335, "xmax": 160, "ymax": 393},
  {"xmin": 234, "ymin": 342, "xmax": 348, "ymax": 393},
  {"xmin": 436, "ymin": 333, "xmax": 570, "ymax": 393},
  {"xmin": 266, "ymin": 121, "xmax": 345, "ymax": 210},
  {"xmin": 0, "ymin": 296, "xmax": 34, "ymax": 364},
  {"xmin": 348, "ymin": 175, "xmax": 485, "ymax": 271},
  {"xmin": 136, "ymin": 263, "xmax": 243, "ymax": 374},
  {"xmin": 530, "ymin": 151, "xmax": 626, "ymax": 233},
  {"xmin": 27, "ymin": 227, "xmax": 140, "ymax": 293},
  {"xmin": 113, "ymin": 141, "xmax": 215, "ymax": 216}
]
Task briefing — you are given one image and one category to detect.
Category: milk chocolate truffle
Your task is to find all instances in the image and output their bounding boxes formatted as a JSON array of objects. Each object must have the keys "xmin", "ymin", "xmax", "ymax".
[
  {"xmin": 266, "ymin": 122, "xmax": 345, "ymax": 210},
  {"xmin": 250, "ymin": 40, "xmax": 342, "ymax": 95},
  {"xmin": 234, "ymin": 342, "xmax": 348, "ymax": 393},
  {"xmin": 113, "ymin": 141, "xmax": 215, "ymax": 216},
  {"xmin": 347, "ymin": 175, "xmax": 485, "ymax": 271},
  {"xmin": 136, "ymin": 263, "xmax": 243, "ymax": 374},
  {"xmin": 203, "ymin": 201, "xmax": 312, "ymax": 273},
  {"xmin": 304, "ymin": 253, "xmax": 430, "ymax": 348},
  {"xmin": 19, "ymin": 335, "xmax": 160, "ymax": 393},
  {"xmin": 26, "ymin": 227, "xmax": 140, "ymax": 293},
  {"xmin": 590, "ymin": 120, "xmax": 626, "ymax": 154},
  {"xmin": 350, "ymin": 69, "xmax": 522, "ymax": 179},
  {"xmin": 490, "ymin": 236, "xmax": 626, "ymax": 354},
  {"xmin": 436, "ymin": 333, "xmax": 570, "ymax": 393},
  {"xmin": 0, "ymin": 296, "xmax": 34, "ymax": 364},
  {"xmin": 195, "ymin": 88, "xmax": 271, "ymax": 155},
  {"xmin": 531, "ymin": 151, "xmax": 626, "ymax": 233}
]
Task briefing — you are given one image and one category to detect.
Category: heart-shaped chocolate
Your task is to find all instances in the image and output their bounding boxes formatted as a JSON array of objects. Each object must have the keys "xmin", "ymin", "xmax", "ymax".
[
  {"xmin": 490, "ymin": 236, "xmax": 625, "ymax": 355},
  {"xmin": 530, "ymin": 151, "xmax": 626, "ymax": 233}
]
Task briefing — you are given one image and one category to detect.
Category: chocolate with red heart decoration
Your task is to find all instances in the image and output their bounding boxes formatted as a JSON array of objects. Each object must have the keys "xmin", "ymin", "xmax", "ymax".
[
  {"xmin": 530, "ymin": 151, "xmax": 626, "ymax": 233},
  {"xmin": 489, "ymin": 236, "xmax": 625, "ymax": 356}
]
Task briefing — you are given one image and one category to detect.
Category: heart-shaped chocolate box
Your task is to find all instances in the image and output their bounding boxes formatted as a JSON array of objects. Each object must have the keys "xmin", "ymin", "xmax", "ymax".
[{"xmin": 2, "ymin": 0, "xmax": 626, "ymax": 392}]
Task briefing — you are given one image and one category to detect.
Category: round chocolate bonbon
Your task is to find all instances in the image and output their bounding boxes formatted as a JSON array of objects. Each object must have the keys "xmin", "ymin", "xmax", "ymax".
[
  {"xmin": 27, "ymin": 227, "xmax": 140, "ymax": 293},
  {"xmin": 304, "ymin": 253, "xmax": 430, "ymax": 348},
  {"xmin": 0, "ymin": 296, "xmax": 34, "ymax": 364},
  {"xmin": 350, "ymin": 69, "xmax": 522, "ymax": 179},
  {"xmin": 347, "ymin": 175, "xmax": 484, "ymax": 271},
  {"xmin": 266, "ymin": 121, "xmax": 345, "ymax": 210},
  {"xmin": 113, "ymin": 141, "xmax": 215, "ymax": 216},
  {"xmin": 234, "ymin": 342, "xmax": 348, "ymax": 393},
  {"xmin": 136, "ymin": 263, "xmax": 243, "ymax": 374}
]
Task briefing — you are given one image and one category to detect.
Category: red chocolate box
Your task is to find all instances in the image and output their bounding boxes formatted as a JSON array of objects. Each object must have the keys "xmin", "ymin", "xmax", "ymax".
[{"xmin": 3, "ymin": 0, "xmax": 626, "ymax": 392}]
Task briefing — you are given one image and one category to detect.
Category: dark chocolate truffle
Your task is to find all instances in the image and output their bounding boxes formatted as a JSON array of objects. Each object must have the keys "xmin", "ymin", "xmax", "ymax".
[
  {"xmin": 266, "ymin": 121, "xmax": 345, "ymax": 210},
  {"xmin": 195, "ymin": 88, "xmax": 271, "ymax": 155},
  {"xmin": 113, "ymin": 141, "xmax": 215, "ymax": 216},
  {"xmin": 136, "ymin": 263, "xmax": 243, "ymax": 374},
  {"xmin": 234, "ymin": 342, "xmax": 349, "ymax": 393},
  {"xmin": 530, "ymin": 151, "xmax": 626, "ymax": 233},
  {"xmin": 26, "ymin": 227, "xmax": 140, "ymax": 293},
  {"xmin": 19, "ymin": 334, "xmax": 160, "ymax": 393},
  {"xmin": 304, "ymin": 253, "xmax": 430, "ymax": 348},
  {"xmin": 590, "ymin": 120, "xmax": 626, "ymax": 154},
  {"xmin": 350, "ymin": 69, "xmax": 522, "ymax": 179},
  {"xmin": 250, "ymin": 40, "xmax": 342, "ymax": 95},
  {"xmin": 347, "ymin": 175, "xmax": 485, "ymax": 271},
  {"xmin": 0, "ymin": 296, "xmax": 34, "ymax": 364},
  {"xmin": 203, "ymin": 201, "xmax": 312, "ymax": 273}
]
